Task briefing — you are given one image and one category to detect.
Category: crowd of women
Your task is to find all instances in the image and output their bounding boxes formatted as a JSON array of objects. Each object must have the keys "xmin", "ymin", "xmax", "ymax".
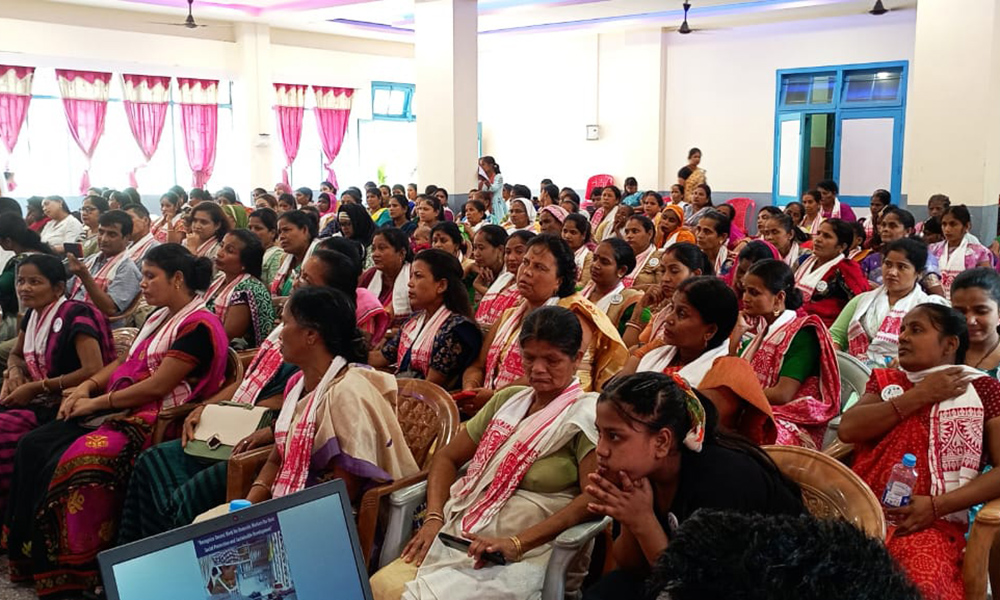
[{"xmin": 0, "ymin": 154, "xmax": 996, "ymax": 600}]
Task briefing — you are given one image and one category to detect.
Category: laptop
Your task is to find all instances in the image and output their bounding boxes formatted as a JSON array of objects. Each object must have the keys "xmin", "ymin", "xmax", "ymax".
[{"xmin": 98, "ymin": 479, "xmax": 373, "ymax": 600}]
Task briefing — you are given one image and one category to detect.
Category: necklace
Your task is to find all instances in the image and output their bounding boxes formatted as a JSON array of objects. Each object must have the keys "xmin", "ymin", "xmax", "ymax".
[{"xmin": 973, "ymin": 336, "xmax": 1000, "ymax": 369}]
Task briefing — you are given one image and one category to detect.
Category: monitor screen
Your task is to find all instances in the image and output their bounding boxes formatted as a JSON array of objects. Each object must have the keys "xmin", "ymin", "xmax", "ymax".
[{"xmin": 109, "ymin": 490, "xmax": 367, "ymax": 600}]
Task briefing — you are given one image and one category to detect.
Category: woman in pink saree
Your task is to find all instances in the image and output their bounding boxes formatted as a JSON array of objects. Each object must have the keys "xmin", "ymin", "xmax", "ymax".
[{"xmin": 2, "ymin": 243, "xmax": 228, "ymax": 598}]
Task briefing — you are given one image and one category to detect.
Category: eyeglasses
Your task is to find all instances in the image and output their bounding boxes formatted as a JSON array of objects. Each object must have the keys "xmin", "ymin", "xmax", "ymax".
[{"xmin": 80, "ymin": 206, "xmax": 98, "ymax": 213}]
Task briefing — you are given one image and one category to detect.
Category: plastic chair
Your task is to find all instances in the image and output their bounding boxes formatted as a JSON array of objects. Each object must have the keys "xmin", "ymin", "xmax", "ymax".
[
  {"xmin": 764, "ymin": 445, "xmax": 885, "ymax": 540},
  {"xmin": 584, "ymin": 175, "xmax": 615, "ymax": 208},
  {"xmin": 725, "ymin": 197, "xmax": 757, "ymax": 234},
  {"xmin": 823, "ymin": 351, "xmax": 872, "ymax": 450}
]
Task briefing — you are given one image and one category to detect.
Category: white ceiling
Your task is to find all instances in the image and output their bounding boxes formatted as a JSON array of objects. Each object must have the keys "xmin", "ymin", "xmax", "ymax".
[{"xmin": 20, "ymin": 0, "xmax": 919, "ymax": 40}]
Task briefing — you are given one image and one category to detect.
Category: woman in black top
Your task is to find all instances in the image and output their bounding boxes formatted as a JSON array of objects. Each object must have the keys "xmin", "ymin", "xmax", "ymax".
[{"xmin": 583, "ymin": 372, "xmax": 803, "ymax": 599}]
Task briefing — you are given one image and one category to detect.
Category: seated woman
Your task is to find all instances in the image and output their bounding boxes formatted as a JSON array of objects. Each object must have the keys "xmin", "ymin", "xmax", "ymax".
[
  {"xmin": 151, "ymin": 192, "xmax": 187, "ymax": 244},
  {"xmin": 363, "ymin": 227, "xmax": 413, "ymax": 327},
  {"xmin": 506, "ymin": 197, "xmax": 537, "ymax": 234},
  {"xmin": 581, "ymin": 373, "xmax": 803, "ymax": 599},
  {"xmin": 859, "ymin": 207, "xmax": 944, "ymax": 296},
  {"xmin": 460, "ymin": 199, "xmax": 488, "ymax": 239},
  {"xmin": 338, "ymin": 202, "xmax": 377, "ymax": 270},
  {"xmin": 784, "ymin": 201, "xmax": 805, "ymax": 228},
  {"xmin": 470, "ymin": 225, "xmax": 508, "ymax": 308},
  {"xmin": 184, "ymin": 202, "xmax": 230, "ymax": 263},
  {"xmin": 461, "ymin": 235, "xmax": 627, "ymax": 414},
  {"xmin": 730, "ymin": 240, "xmax": 780, "ymax": 302},
  {"xmin": 622, "ymin": 243, "xmax": 712, "ymax": 350},
  {"xmin": 582, "ymin": 239, "xmax": 650, "ymax": 335},
  {"xmin": 320, "ymin": 237, "xmax": 390, "ymax": 347},
  {"xmin": 3, "ymin": 244, "xmax": 229, "ymax": 598},
  {"xmin": 715, "ymin": 204, "xmax": 747, "ymax": 251},
  {"xmin": 372, "ymin": 249, "xmax": 483, "ymax": 390},
  {"xmin": 561, "ymin": 213, "xmax": 593, "ymax": 288},
  {"xmin": 370, "ymin": 307, "xmax": 601, "ymax": 600},
  {"xmin": 683, "ymin": 183, "xmax": 713, "ymax": 228},
  {"xmin": 538, "ymin": 205, "xmax": 567, "ymax": 237},
  {"xmin": 592, "ymin": 186, "xmax": 623, "ymax": 241},
  {"xmin": 694, "ymin": 209, "xmax": 733, "ymax": 278},
  {"xmin": 930, "ymin": 204, "xmax": 993, "ymax": 299},
  {"xmin": 639, "ymin": 192, "xmax": 664, "ymax": 226},
  {"xmin": 389, "ymin": 194, "xmax": 417, "ymax": 237},
  {"xmin": 840, "ymin": 304, "xmax": 1000, "ymax": 600},
  {"xmin": 655, "ymin": 204, "xmax": 694, "ymax": 249},
  {"xmin": 951, "ymin": 268, "xmax": 1000, "ymax": 377},
  {"xmin": 794, "ymin": 218, "xmax": 868, "ymax": 328},
  {"xmin": 0, "ymin": 217, "xmax": 54, "ymax": 343},
  {"xmin": 79, "ymin": 195, "xmax": 108, "ymax": 257},
  {"xmin": 475, "ymin": 230, "xmax": 532, "ymax": 333},
  {"xmin": 271, "ymin": 210, "xmax": 320, "ymax": 297},
  {"xmin": 735, "ymin": 259, "xmax": 841, "ymax": 448},
  {"xmin": 760, "ymin": 213, "xmax": 810, "ymax": 268},
  {"xmin": 204, "ymin": 230, "xmax": 276, "ymax": 349},
  {"xmin": 831, "ymin": 238, "xmax": 947, "ymax": 368},
  {"xmin": 241, "ymin": 287, "xmax": 418, "ymax": 509},
  {"xmin": 248, "ymin": 208, "xmax": 284, "ymax": 287},
  {"xmin": 118, "ymin": 247, "xmax": 369, "ymax": 544},
  {"xmin": 622, "ymin": 215, "xmax": 663, "ymax": 290},
  {"xmin": 0, "ymin": 255, "xmax": 115, "ymax": 516},
  {"xmin": 39, "ymin": 196, "xmax": 83, "ymax": 254},
  {"xmin": 623, "ymin": 277, "xmax": 775, "ymax": 444},
  {"xmin": 431, "ymin": 221, "xmax": 476, "ymax": 299}
]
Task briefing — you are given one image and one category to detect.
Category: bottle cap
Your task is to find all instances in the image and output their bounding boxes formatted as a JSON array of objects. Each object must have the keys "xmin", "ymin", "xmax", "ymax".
[
  {"xmin": 902, "ymin": 453, "xmax": 917, "ymax": 468},
  {"xmin": 229, "ymin": 499, "xmax": 252, "ymax": 512}
]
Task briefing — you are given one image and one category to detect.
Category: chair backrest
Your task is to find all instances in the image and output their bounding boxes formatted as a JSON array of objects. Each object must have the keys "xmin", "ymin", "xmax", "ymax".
[
  {"xmin": 109, "ymin": 293, "xmax": 142, "ymax": 325},
  {"xmin": 585, "ymin": 175, "xmax": 615, "ymax": 207},
  {"xmin": 112, "ymin": 327, "xmax": 139, "ymax": 359},
  {"xmin": 224, "ymin": 347, "xmax": 245, "ymax": 388},
  {"xmin": 725, "ymin": 197, "xmax": 757, "ymax": 234},
  {"xmin": 764, "ymin": 445, "xmax": 885, "ymax": 540},
  {"xmin": 836, "ymin": 351, "xmax": 871, "ymax": 414},
  {"xmin": 395, "ymin": 378, "xmax": 460, "ymax": 469}
]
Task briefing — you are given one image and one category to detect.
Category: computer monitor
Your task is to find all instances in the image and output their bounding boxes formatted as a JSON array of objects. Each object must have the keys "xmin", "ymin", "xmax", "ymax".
[{"xmin": 99, "ymin": 479, "xmax": 373, "ymax": 600}]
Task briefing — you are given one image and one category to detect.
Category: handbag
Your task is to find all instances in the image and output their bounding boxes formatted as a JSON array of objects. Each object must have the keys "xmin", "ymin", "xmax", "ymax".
[{"xmin": 183, "ymin": 402, "xmax": 273, "ymax": 462}]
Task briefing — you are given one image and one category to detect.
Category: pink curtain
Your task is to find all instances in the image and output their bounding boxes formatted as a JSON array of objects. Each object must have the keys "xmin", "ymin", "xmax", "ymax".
[
  {"xmin": 0, "ymin": 65, "xmax": 34, "ymax": 192},
  {"xmin": 313, "ymin": 86, "xmax": 354, "ymax": 189},
  {"xmin": 274, "ymin": 83, "xmax": 307, "ymax": 187},
  {"xmin": 122, "ymin": 74, "xmax": 171, "ymax": 189},
  {"xmin": 177, "ymin": 78, "xmax": 218, "ymax": 189},
  {"xmin": 56, "ymin": 69, "xmax": 112, "ymax": 194}
]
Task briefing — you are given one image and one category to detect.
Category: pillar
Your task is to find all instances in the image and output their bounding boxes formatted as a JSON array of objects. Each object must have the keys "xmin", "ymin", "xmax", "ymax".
[
  {"xmin": 902, "ymin": 0, "xmax": 1000, "ymax": 241},
  {"xmin": 414, "ymin": 0, "xmax": 478, "ymax": 209},
  {"xmin": 233, "ymin": 22, "xmax": 274, "ymax": 198}
]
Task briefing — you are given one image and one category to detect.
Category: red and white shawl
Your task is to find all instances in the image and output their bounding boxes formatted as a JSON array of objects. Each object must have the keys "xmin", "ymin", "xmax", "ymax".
[
  {"xmin": 151, "ymin": 213, "xmax": 185, "ymax": 243},
  {"xmin": 271, "ymin": 356, "xmax": 347, "ymax": 498},
  {"xmin": 126, "ymin": 232, "xmax": 158, "ymax": 264},
  {"xmin": 474, "ymin": 270, "xmax": 517, "ymax": 330},
  {"xmin": 204, "ymin": 272, "xmax": 252, "ymax": 320},
  {"xmin": 713, "ymin": 244, "xmax": 730, "ymax": 277},
  {"xmin": 484, "ymin": 298, "xmax": 558, "ymax": 389},
  {"xmin": 623, "ymin": 245, "xmax": 655, "ymax": 288},
  {"xmin": 23, "ymin": 297, "xmax": 67, "ymax": 381},
  {"xmin": 367, "ymin": 262, "xmax": 411, "ymax": 320},
  {"xmin": 794, "ymin": 254, "xmax": 844, "ymax": 303},
  {"xmin": 846, "ymin": 285, "xmax": 942, "ymax": 367},
  {"xmin": 906, "ymin": 365, "xmax": 985, "ymax": 521},
  {"xmin": 396, "ymin": 304, "xmax": 452, "ymax": 376},
  {"xmin": 68, "ymin": 252, "xmax": 129, "ymax": 301},
  {"xmin": 230, "ymin": 324, "xmax": 283, "ymax": 405},
  {"xmin": 451, "ymin": 379, "xmax": 586, "ymax": 533},
  {"xmin": 272, "ymin": 239, "xmax": 320, "ymax": 295},
  {"xmin": 126, "ymin": 297, "xmax": 208, "ymax": 410}
]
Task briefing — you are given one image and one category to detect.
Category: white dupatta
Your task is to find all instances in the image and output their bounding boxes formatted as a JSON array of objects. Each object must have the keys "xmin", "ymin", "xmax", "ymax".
[
  {"xmin": 937, "ymin": 238, "xmax": 970, "ymax": 300},
  {"xmin": 740, "ymin": 309, "xmax": 796, "ymax": 364},
  {"xmin": 636, "ymin": 342, "xmax": 728, "ymax": 387},
  {"xmin": 23, "ymin": 297, "xmax": 67, "ymax": 380},
  {"xmin": 367, "ymin": 262, "xmax": 412, "ymax": 318},
  {"xmin": 599, "ymin": 205, "xmax": 620, "ymax": 241},
  {"xmin": 582, "ymin": 281, "xmax": 625, "ymax": 314},
  {"xmin": 794, "ymin": 254, "xmax": 844, "ymax": 302},
  {"xmin": 846, "ymin": 285, "xmax": 944, "ymax": 366}
]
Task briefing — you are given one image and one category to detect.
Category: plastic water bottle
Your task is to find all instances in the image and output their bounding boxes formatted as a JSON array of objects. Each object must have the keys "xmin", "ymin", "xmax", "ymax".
[{"xmin": 882, "ymin": 453, "xmax": 918, "ymax": 520}]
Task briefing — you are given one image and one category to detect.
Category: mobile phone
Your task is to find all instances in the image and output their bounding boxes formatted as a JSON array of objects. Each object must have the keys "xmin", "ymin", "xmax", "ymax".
[
  {"xmin": 438, "ymin": 532, "xmax": 506, "ymax": 565},
  {"xmin": 64, "ymin": 243, "xmax": 83, "ymax": 258}
]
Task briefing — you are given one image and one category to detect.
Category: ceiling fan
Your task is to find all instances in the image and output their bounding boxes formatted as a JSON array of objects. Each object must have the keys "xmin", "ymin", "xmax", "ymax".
[
  {"xmin": 869, "ymin": 0, "xmax": 893, "ymax": 16},
  {"xmin": 678, "ymin": 1, "xmax": 693, "ymax": 34},
  {"xmin": 152, "ymin": 0, "xmax": 207, "ymax": 29}
]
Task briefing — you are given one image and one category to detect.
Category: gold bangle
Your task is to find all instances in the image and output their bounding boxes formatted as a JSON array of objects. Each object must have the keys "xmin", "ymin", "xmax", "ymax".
[
  {"xmin": 41, "ymin": 378, "xmax": 50, "ymax": 394},
  {"xmin": 509, "ymin": 536, "xmax": 523, "ymax": 562},
  {"xmin": 424, "ymin": 512, "xmax": 445, "ymax": 525},
  {"xmin": 251, "ymin": 481, "xmax": 271, "ymax": 493},
  {"xmin": 85, "ymin": 377, "xmax": 100, "ymax": 391},
  {"xmin": 108, "ymin": 390, "xmax": 116, "ymax": 409},
  {"xmin": 58, "ymin": 376, "xmax": 64, "ymax": 392}
]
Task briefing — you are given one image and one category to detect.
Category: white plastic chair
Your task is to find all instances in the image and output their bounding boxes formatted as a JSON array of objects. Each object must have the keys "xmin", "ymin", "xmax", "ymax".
[{"xmin": 823, "ymin": 351, "xmax": 872, "ymax": 449}]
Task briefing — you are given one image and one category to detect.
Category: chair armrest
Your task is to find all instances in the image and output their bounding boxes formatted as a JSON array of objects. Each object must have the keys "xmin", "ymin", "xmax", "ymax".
[
  {"xmin": 541, "ymin": 516, "xmax": 612, "ymax": 600},
  {"xmin": 823, "ymin": 439, "xmax": 854, "ymax": 462},
  {"xmin": 965, "ymin": 497, "xmax": 1000, "ymax": 599},
  {"xmin": 378, "ymin": 480, "xmax": 430, "ymax": 569},
  {"xmin": 357, "ymin": 470, "xmax": 430, "ymax": 572},
  {"xmin": 151, "ymin": 403, "xmax": 202, "ymax": 445},
  {"xmin": 225, "ymin": 446, "xmax": 273, "ymax": 502}
]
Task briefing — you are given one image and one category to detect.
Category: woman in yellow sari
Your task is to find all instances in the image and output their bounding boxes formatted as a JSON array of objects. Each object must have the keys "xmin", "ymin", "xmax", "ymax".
[{"xmin": 678, "ymin": 147, "xmax": 706, "ymax": 204}]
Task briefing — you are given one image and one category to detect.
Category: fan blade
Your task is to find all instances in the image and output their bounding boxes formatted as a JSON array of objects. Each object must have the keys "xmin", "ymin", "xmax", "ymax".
[{"xmin": 870, "ymin": 0, "xmax": 888, "ymax": 15}]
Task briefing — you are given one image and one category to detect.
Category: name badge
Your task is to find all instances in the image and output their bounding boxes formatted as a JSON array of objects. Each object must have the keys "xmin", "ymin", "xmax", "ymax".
[
  {"xmin": 53, "ymin": 318, "xmax": 63, "ymax": 334},
  {"xmin": 610, "ymin": 294, "xmax": 624, "ymax": 305},
  {"xmin": 815, "ymin": 280, "xmax": 828, "ymax": 294},
  {"xmin": 649, "ymin": 257, "xmax": 660, "ymax": 268},
  {"xmin": 881, "ymin": 384, "xmax": 904, "ymax": 401}
]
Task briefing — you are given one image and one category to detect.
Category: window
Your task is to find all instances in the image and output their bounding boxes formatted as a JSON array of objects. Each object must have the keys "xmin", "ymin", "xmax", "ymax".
[
  {"xmin": 371, "ymin": 82, "xmax": 415, "ymax": 121},
  {"xmin": 779, "ymin": 73, "xmax": 835, "ymax": 107},
  {"xmin": 6, "ymin": 68, "xmax": 235, "ymax": 199},
  {"xmin": 842, "ymin": 69, "xmax": 903, "ymax": 104}
]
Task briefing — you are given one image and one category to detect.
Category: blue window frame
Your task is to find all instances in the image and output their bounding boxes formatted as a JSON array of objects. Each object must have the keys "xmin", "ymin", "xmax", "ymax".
[
  {"xmin": 772, "ymin": 61, "xmax": 908, "ymax": 208},
  {"xmin": 371, "ymin": 82, "xmax": 415, "ymax": 122}
]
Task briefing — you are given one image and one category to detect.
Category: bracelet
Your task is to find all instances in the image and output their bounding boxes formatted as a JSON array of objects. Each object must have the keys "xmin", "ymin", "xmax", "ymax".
[
  {"xmin": 889, "ymin": 399, "xmax": 905, "ymax": 422},
  {"xmin": 509, "ymin": 536, "xmax": 523, "ymax": 562},
  {"xmin": 424, "ymin": 513, "xmax": 445, "ymax": 526},
  {"xmin": 930, "ymin": 496, "xmax": 940, "ymax": 520},
  {"xmin": 108, "ymin": 391, "xmax": 116, "ymax": 409},
  {"xmin": 251, "ymin": 481, "xmax": 270, "ymax": 493},
  {"xmin": 58, "ymin": 376, "xmax": 64, "ymax": 392},
  {"xmin": 625, "ymin": 322, "xmax": 643, "ymax": 331},
  {"xmin": 41, "ymin": 378, "xmax": 50, "ymax": 394},
  {"xmin": 85, "ymin": 378, "xmax": 100, "ymax": 391}
]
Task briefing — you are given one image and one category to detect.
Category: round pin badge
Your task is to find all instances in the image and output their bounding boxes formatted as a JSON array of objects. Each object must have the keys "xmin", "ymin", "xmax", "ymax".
[
  {"xmin": 53, "ymin": 318, "xmax": 63, "ymax": 334},
  {"xmin": 610, "ymin": 293, "xmax": 624, "ymax": 305},
  {"xmin": 649, "ymin": 257, "xmax": 660, "ymax": 268},
  {"xmin": 882, "ymin": 384, "xmax": 905, "ymax": 401},
  {"xmin": 815, "ymin": 280, "xmax": 828, "ymax": 294}
]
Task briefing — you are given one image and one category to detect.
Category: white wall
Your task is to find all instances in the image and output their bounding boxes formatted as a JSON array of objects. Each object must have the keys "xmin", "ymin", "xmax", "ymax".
[{"xmin": 662, "ymin": 11, "xmax": 916, "ymax": 195}]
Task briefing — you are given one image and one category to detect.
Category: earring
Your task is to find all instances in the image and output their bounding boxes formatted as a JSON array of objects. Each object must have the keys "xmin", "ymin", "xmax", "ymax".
[{"xmin": 773, "ymin": 306, "xmax": 782, "ymax": 317}]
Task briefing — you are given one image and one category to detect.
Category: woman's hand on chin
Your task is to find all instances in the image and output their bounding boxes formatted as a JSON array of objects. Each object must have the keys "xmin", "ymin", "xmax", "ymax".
[{"xmin": 585, "ymin": 470, "xmax": 655, "ymax": 531}]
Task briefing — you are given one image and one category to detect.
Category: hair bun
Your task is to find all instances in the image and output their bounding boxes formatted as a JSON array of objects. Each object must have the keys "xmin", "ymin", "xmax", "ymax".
[{"xmin": 191, "ymin": 256, "xmax": 215, "ymax": 292}]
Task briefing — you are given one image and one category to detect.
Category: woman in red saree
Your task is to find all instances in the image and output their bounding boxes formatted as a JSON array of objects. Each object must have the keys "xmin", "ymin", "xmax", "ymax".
[
  {"xmin": 2, "ymin": 244, "xmax": 229, "ymax": 598},
  {"xmin": 735, "ymin": 259, "xmax": 841, "ymax": 448},
  {"xmin": 794, "ymin": 219, "xmax": 868, "ymax": 328},
  {"xmin": 841, "ymin": 303, "xmax": 1000, "ymax": 600}
]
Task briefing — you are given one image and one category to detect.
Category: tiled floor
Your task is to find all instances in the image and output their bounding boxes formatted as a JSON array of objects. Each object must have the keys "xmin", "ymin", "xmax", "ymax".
[{"xmin": 0, "ymin": 558, "xmax": 36, "ymax": 600}]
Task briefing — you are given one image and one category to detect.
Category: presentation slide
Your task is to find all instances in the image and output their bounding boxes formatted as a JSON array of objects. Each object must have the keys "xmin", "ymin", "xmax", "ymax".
[{"xmin": 111, "ymin": 493, "xmax": 367, "ymax": 600}]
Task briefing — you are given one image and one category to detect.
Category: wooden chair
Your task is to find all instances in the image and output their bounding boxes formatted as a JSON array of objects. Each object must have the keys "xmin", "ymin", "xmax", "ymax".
[
  {"xmin": 112, "ymin": 327, "xmax": 138, "ymax": 359},
  {"xmin": 108, "ymin": 294, "xmax": 142, "ymax": 327},
  {"xmin": 151, "ymin": 347, "xmax": 245, "ymax": 445},
  {"xmin": 764, "ymin": 445, "xmax": 885, "ymax": 540}
]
